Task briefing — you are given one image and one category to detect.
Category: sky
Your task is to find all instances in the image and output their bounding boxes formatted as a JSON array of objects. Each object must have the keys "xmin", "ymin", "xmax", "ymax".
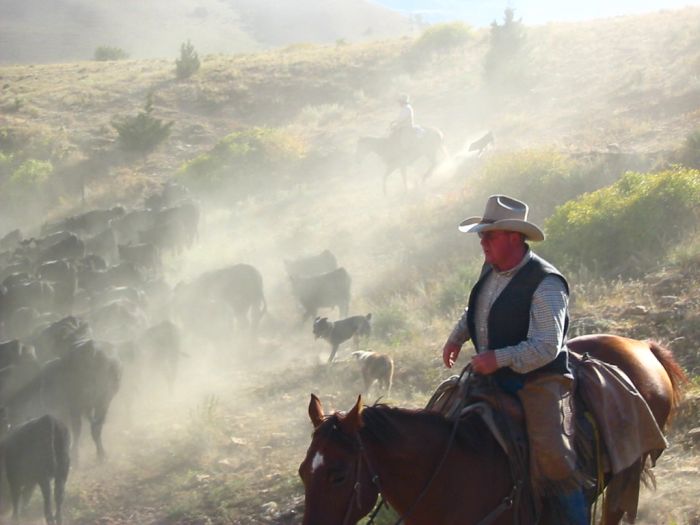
[{"xmin": 371, "ymin": 0, "xmax": 700, "ymax": 26}]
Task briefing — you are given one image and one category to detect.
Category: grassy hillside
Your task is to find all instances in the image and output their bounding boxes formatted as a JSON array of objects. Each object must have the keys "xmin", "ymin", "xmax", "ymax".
[
  {"xmin": 0, "ymin": 0, "xmax": 412, "ymax": 64},
  {"xmin": 1, "ymin": 7, "xmax": 700, "ymax": 525}
]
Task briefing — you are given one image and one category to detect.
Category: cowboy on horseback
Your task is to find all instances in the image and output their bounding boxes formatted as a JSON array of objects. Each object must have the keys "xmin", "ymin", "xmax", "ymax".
[
  {"xmin": 389, "ymin": 93, "xmax": 419, "ymax": 152},
  {"xmin": 441, "ymin": 195, "xmax": 587, "ymax": 525}
]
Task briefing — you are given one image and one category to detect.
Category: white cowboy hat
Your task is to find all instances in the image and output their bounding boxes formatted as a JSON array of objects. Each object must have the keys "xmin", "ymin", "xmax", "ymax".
[{"xmin": 458, "ymin": 194, "xmax": 545, "ymax": 242}]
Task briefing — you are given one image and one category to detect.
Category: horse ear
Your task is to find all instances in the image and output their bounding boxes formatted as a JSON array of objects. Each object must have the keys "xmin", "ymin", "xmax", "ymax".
[
  {"xmin": 340, "ymin": 395, "xmax": 364, "ymax": 434},
  {"xmin": 308, "ymin": 394, "xmax": 324, "ymax": 427}
]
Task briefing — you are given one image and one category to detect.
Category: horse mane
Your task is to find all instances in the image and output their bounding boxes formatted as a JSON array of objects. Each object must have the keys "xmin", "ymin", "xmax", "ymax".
[
  {"xmin": 313, "ymin": 403, "xmax": 497, "ymax": 455},
  {"xmin": 359, "ymin": 404, "xmax": 496, "ymax": 453}
]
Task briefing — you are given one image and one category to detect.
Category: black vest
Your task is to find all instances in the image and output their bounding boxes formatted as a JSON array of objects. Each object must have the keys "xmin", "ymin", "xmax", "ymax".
[{"xmin": 466, "ymin": 252, "xmax": 570, "ymax": 383}]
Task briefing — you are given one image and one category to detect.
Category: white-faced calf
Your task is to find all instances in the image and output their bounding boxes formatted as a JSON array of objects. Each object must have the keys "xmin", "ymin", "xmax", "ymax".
[{"xmin": 351, "ymin": 351, "xmax": 394, "ymax": 397}]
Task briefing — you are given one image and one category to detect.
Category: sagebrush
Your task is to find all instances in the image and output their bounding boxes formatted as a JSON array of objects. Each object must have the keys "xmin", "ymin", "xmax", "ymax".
[
  {"xmin": 541, "ymin": 167, "xmax": 700, "ymax": 276},
  {"xmin": 111, "ymin": 93, "xmax": 173, "ymax": 154},
  {"xmin": 176, "ymin": 40, "xmax": 201, "ymax": 80}
]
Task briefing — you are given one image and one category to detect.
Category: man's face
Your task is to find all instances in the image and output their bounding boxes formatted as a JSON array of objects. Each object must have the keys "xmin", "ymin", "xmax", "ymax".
[{"xmin": 478, "ymin": 230, "xmax": 522, "ymax": 269}]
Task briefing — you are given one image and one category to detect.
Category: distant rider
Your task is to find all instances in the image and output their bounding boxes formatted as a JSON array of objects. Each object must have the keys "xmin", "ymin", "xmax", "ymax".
[{"xmin": 390, "ymin": 93, "xmax": 416, "ymax": 151}]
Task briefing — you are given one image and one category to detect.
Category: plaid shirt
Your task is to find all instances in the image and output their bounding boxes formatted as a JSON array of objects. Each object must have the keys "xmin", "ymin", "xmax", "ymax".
[{"xmin": 448, "ymin": 250, "xmax": 569, "ymax": 374}]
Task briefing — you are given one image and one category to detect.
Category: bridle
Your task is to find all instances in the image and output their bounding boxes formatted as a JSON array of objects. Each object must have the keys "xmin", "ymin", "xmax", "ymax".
[{"xmin": 339, "ymin": 436, "xmax": 375, "ymax": 525}]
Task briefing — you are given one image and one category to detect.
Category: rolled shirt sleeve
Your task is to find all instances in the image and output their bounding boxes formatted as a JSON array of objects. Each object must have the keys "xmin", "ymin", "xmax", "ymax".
[
  {"xmin": 493, "ymin": 275, "xmax": 569, "ymax": 374},
  {"xmin": 447, "ymin": 307, "xmax": 470, "ymax": 346}
]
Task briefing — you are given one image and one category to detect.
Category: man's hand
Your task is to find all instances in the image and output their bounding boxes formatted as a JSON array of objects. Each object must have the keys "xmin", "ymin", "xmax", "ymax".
[
  {"xmin": 471, "ymin": 350, "xmax": 499, "ymax": 375},
  {"xmin": 442, "ymin": 341, "xmax": 462, "ymax": 368}
]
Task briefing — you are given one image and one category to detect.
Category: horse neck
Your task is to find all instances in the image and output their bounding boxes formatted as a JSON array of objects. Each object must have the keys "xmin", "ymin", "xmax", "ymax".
[{"xmin": 360, "ymin": 407, "xmax": 513, "ymax": 524}]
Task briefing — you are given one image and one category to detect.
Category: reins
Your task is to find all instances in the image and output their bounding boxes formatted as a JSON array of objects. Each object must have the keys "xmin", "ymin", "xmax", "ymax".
[{"xmin": 341, "ymin": 449, "xmax": 368, "ymax": 525}]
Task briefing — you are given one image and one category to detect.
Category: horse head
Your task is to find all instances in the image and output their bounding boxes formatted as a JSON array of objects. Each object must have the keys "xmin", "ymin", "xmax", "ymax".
[{"xmin": 299, "ymin": 394, "xmax": 379, "ymax": 525}]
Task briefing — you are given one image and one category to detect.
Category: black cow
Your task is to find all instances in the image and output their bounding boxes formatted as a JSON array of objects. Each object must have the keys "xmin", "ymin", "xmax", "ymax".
[
  {"xmin": 138, "ymin": 220, "xmax": 187, "ymax": 254},
  {"xmin": 35, "ymin": 234, "xmax": 85, "ymax": 266},
  {"xmin": 1, "ymin": 271, "xmax": 32, "ymax": 289},
  {"xmin": 77, "ymin": 262, "xmax": 143, "ymax": 294},
  {"xmin": 29, "ymin": 316, "xmax": 92, "ymax": 362},
  {"xmin": 118, "ymin": 243, "xmax": 160, "ymax": 275},
  {"xmin": 0, "ymin": 413, "xmax": 70, "ymax": 525},
  {"xmin": 0, "ymin": 340, "xmax": 41, "ymax": 407},
  {"xmin": 42, "ymin": 206, "xmax": 125, "ymax": 237},
  {"xmin": 110, "ymin": 209, "xmax": 156, "ymax": 245},
  {"xmin": 175, "ymin": 264, "xmax": 266, "ymax": 337},
  {"xmin": 0, "ymin": 258, "xmax": 32, "ymax": 283},
  {"xmin": 0, "ymin": 339, "xmax": 39, "ymax": 371},
  {"xmin": 89, "ymin": 299, "xmax": 149, "ymax": 343},
  {"xmin": 154, "ymin": 201, "xmax": 199, "ymax": 248},
  {"xmin": 4, "ymin": 306, "xmax": 41, "ymax": 340},
  {"xmin": 26, "ymin": 230, "xmax": 73, "ymax": 253},
  {"xmin": 0, "ymin": 229, "xmax": 22, "ymax": 252},
  {"xmin": 5, "ymin": 340, "xmax": 122, "ymax": 463},
  {"xmin": 84, "ymin": 228, "xmax": 118, "ymax": 265},
  {"xmin": 290, "ymin": 267, "xmax": 351, "ymax": 322},
  {"xmin": 92, "ymin": 285, "xmax": 146, "ymax": 310},
  {"xmin": 144, "ymin": 180, "xmax": 191, "ymax": 210},
  {"xmin": 1, "ymin": 280, "xmax": 55, "ymax": 322},
  {"xmin": 37, "ymin": 259, "xmax": 77, "ymax": 314},
  {"xmin": 283, "ymin": 249, "xmax": 337, "ymax": 278}
]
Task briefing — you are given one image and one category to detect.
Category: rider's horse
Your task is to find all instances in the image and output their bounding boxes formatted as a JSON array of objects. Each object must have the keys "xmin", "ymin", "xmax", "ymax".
[
  {"xmin": 356, "ymin": 127, "xmax": 447, "ymax": 195},
  {"xmin": 299, "ymin": 334, "xmax": 685, "ymax": 525}
]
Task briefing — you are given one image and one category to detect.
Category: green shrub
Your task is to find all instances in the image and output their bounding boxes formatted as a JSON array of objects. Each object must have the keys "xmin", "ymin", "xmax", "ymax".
[
  {"xmin": 0, "ymin": 125, "xmax": 66, "ymax": 161},
  {"xmin": 471, "ymin": 149, "xmax": 578, "ymax": 221},
  {"xmin": 404, "ymin": 21, "xmax": 472, "ymax": 68},
  {"xmin": 372, "ymin": 304, "xmax": 412, "ymax": 343},
  {"xmin": 111, "ymin": 93, "xmax": 173, "ymax": 154},
  {"xmin": 483, "ymin": 8, "xmax": 531, "ymax": 89},
  {"xmin": 413, "ymin": 22, "xmax": 472, "ymax": 55},
  {"xmin": 541, "ymin": 167, "xmax": 700, "ymax": 276},
  {"xmin": 433, "ymin": 261, "xmax": 481, "ymax": 317},
  {"xmin": 94, "ymin": 46, "xmax": 129, "ymax": 61},
  {"xmin": 177, "ymin": 127, "xmax": 306, "ymax": 196},
  {"xmin": 467, "ymin": 148, "xmax": 636, "ymax": 227},
  {"xmin": 175, "ymin": 40, "xmax": 201, "ymax": 80},
  {"xmin": 2, "ymin": 159, "xmax": 53, "ymax": 203}
]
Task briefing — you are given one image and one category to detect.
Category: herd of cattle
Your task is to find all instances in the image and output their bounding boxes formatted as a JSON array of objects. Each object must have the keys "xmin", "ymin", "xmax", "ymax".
[{"xmin": 0, "ymin": 180, "xmax": 396, "ymax": 523}]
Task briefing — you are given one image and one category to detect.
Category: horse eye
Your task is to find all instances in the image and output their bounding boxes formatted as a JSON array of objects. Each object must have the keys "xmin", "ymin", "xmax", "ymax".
[{"xmin": 329, "ymin": 469, "xmax": 348, "ymax": 485}]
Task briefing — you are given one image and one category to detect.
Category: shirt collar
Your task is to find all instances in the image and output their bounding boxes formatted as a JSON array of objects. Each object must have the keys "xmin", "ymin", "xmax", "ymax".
[{"xmin": 494, "ymin": 249, "xmax": 532, "ymax": 278}]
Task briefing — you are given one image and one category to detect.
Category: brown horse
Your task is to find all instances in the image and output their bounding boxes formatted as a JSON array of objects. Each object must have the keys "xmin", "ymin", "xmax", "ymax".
[
  {"xmin": 357, "ymin": 127, "xmax": 448, "ymax": 195},
  {"xmin": 299, "ymin": 334, "xmax": 686, "ymax": 525}
]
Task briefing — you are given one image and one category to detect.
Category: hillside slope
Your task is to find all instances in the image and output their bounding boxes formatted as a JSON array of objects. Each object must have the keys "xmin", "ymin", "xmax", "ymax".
[{"xmin": 0, "ymin": 0, "xmax": 412, "ymax": 64}]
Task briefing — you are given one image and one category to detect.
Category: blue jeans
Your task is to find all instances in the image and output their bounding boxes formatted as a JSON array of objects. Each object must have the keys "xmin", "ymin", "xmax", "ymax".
[{"xmin": 558, "ymin": 489, "xmax": 588, "ymax": 525}]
